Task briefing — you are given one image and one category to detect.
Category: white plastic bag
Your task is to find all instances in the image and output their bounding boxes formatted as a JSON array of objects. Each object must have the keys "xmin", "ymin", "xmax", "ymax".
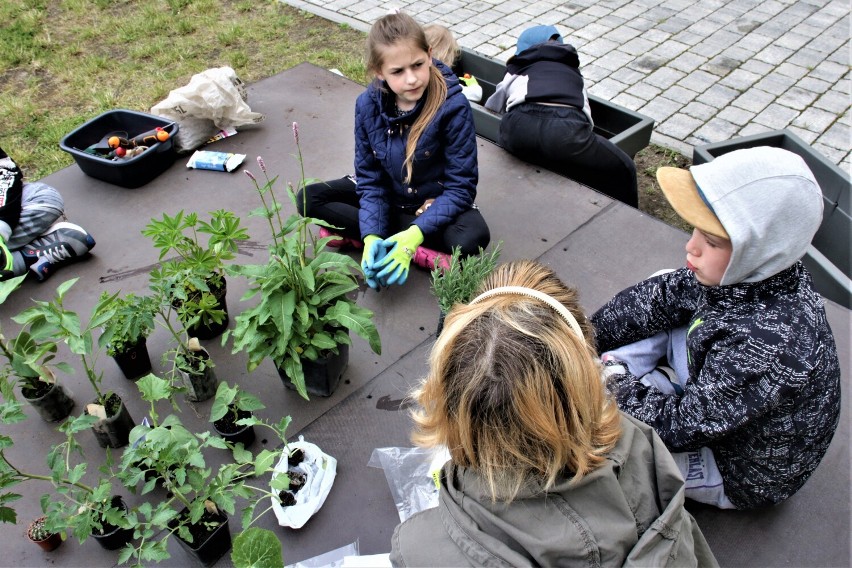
[
  {"xmin": 367, "ymin": 446, "xmax": 450, "ymax": 522},
  {"xmin": 150, "ymin": 66, "xmax": 265, "ymax": 153},
  {"xmin": 271, "ymin": 436, "xmax": 337, "ymax": 529}
]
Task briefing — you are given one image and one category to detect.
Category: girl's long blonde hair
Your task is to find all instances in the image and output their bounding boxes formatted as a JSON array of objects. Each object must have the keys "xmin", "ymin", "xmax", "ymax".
[
  {"xmin": 366, "ymin": 12, "xmax": 447, "ymax": 184},
  {"xmin": 410, "ymin": 260, "xmax": 622, "ymax": 503}
]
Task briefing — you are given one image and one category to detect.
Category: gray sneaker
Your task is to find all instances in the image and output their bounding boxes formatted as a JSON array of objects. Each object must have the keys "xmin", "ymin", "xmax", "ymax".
[{"xmin": 23, "ymin": 222, "xmax": 95, "ymax": 281}]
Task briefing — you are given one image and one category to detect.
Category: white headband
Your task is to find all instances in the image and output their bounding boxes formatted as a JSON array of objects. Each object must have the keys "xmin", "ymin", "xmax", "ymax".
[{"xmin": 469, "ymin": 286, "xmax": 586, "ymax": 344}]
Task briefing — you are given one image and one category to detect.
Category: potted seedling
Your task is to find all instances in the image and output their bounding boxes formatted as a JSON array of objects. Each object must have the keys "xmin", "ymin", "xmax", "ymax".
[
  {"xmin": 12, "ymin": 278, "xmax": 138, "ymax": 448},
  {"xmin": 142, "ymin": 209, "xmax": 248, "ymax": 340},
  {"xmin": 210, "ymin": 381, "xmax": 264, "ymax": 447},
  {"xmin": 1, "ymin": 401, "xmax": 132, "ymax": 552},
  {"xmin": 11, "ymin": 279, "xmax": 135, "ymax": 448},
  {"xmin": 116, "ymin": 374, "xmax": 292, "ymax": 566},
  {"xmin": 101, "ymin": 291, "xmax": 157, "ymax": 381},
  {"xmin": 27, "ymin": 516, "xmax": 63, "ymax": 551},
  {"xmin": 0, "ymin": 275, "xmax": 75, "ymax": 422},
  {"xmin": 225, "ymin": 124, "xmax": 381, "ymax": 399},
  {"xmin": 148, "ymin": 269, "xmax": 219, "ymax": 403},
  {"xmin": 430, "ymin": 242, "xmax": 502, "ymax": 335},
  {"xmin": 41, "ymin": 413, "xmax": 134, "ymax": 551}
]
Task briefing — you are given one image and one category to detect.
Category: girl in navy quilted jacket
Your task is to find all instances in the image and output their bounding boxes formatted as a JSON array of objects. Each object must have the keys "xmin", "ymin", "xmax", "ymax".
[{"xmin": 297, "ymin": 12, "xmax": 490, "ymax": 290}]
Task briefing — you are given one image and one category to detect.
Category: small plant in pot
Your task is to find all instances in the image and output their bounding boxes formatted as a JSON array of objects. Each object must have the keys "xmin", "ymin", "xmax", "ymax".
[
  {"xmin": 0, "ymin": 275, "xmax": 75, "ymax": 422},
  {"xmin": 142, "ymin": 209, "xmax": 249, "ymax": 340},
  {"xmin": 41, "ymin": 413, "xmax": 134, "ymax": 550},
  {"xmin": 0, "ymin": 401, "xmax": 131, "ymax": 552},
  {"xmin": 27, "ymin": 516, "xmax": 63, "ymax": 551},
  {"xmin": 100, "ymin": 291, "xmax": 157, "ymax": 381},
  {"xmin": 225, "ymin": 125, "xmax": 382, "ymax": 400},
  {"xmin": 148, "ymin": 263, "xmax": 219, "ymax": 403},
  {"xmin": 11, "ymin": 278, "xmax": 135, "ymax": 447},
  {"xmin": 430, "ymin": 242, "xmax": 502, "ymax": 335},
  {"xmin": 116, "ymin": 374, "xmax": 292, "ymax": 566},
  {"xmin": 210, "ymin": 381, "xmax": 264, "ymax": 447}
]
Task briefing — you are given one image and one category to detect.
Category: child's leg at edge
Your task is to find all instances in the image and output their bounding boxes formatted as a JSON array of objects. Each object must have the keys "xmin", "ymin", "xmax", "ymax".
[{"xmin": 297, "ymin": 175, "xmax": 362, "ymax": 240}]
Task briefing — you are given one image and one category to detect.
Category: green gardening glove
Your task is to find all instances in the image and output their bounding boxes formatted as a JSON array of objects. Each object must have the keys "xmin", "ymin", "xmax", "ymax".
[
  {"xmin": 361, "ymin": 235, "xmax": 386, "ymax": 290},
  {"xmin": 375, "ymin": 225, "xmax": 424, "ymax": 287},
  {"xmin": 0, "ymin": 237, "xmax": 14, "ymax": 281}
]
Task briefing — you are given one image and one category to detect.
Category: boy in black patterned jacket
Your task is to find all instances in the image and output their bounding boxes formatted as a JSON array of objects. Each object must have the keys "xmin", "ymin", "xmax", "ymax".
[{"xmin": 591, "ymin": 146, "xmax": 841, "ymax": 510}]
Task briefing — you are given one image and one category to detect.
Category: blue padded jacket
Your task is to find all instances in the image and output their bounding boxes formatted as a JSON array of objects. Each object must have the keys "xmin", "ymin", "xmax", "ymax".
[{"xmin": 353, "ymin": 59, "xmax": 478, "ymax": 239}]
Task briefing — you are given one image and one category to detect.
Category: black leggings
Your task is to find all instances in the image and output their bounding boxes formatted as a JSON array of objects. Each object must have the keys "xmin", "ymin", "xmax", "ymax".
[
  {"xmin": 500, "ymin": 103, "xmax": 638, "ymax": 207},
  {"xmin": 296, "ymin": 176, "xmax": 491, "ymax": 256}
]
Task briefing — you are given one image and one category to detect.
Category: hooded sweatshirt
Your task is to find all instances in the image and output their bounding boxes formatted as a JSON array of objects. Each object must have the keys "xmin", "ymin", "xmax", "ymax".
[
  {"xmin": 590, "ymin": 148, "xmax": 841, "ymax": 508},
  {"xmin": 391, "ymin": 414, "xmax": 718, "ymax": 567}
]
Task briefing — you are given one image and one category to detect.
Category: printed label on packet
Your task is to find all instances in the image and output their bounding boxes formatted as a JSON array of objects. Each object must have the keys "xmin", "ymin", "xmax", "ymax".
[{"xmin": 186, "ymin": 150, "xmax": 246, "ymax": 172}]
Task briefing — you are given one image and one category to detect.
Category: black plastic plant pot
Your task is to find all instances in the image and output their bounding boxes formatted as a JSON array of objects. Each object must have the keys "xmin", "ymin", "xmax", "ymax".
[
  {"xmin": 277, "ymin": 343, "xmax": 349, "ymax": 398},
  {"xmin": 21, "ymin": 382, "xmax": 75, "ymax": 422},
  {"xmin": 91, "ymin": 496, "xmax": 133, "ymax": 550},
  {"xmin": 171, "ymin": 508, "xmax": 231, "ymax": 567},
  {"xmin": 179, "ymin": 365, "xmax": 218, "ymax": 403},
  {"xmin": 111, "ymin": 337, "xmax": 153, "ymax": 381},
  {"xmin": 213, "ymin": 408, "xmax": 256, "ymax": 447},
  {"xmin": 436, "ymin": 311, "xmax": 447, "ymax": 337},
  {"xmin": 88, "ymin": 394, "xmax": 135, "ymax": 448}
]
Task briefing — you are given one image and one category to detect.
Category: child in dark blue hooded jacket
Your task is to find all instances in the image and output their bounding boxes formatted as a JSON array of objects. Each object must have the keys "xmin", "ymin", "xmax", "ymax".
[
  {"xmin": 485, "ymin": 25, "xmax": 638, "ymax": 207},
  {"xmin": 298, "ymin": 12, "xmax": 490, "ymax": 289}
]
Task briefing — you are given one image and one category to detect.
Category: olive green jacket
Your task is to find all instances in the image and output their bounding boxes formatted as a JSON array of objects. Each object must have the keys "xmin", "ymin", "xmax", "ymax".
[{"xmin": 391, "ymin": 413, "xmax": 718, "ymax": 567}]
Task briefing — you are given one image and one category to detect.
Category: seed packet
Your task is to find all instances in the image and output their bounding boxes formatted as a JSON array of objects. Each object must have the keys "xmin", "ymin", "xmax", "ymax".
[{"xmin": 186, "ymin": 150, "xmax": 246, "ymax": 172}]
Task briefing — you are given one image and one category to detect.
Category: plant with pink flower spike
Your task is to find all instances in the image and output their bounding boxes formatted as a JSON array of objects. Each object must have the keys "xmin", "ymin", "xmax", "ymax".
[{"xmin": 224, "ymin": 123, "xmax": 382, "ymax": 399}]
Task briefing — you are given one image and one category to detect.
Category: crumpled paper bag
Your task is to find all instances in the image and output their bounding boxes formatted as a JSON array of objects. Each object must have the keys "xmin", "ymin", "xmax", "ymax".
[{"xmin": 150, "ymin": 66, "xmax": 264, "ymax": 153}]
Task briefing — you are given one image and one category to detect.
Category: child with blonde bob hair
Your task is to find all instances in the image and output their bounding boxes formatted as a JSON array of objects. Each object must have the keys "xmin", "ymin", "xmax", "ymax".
[{"xmin": 391, "ymin": 259, "xmax": 717, "ymax": 567}]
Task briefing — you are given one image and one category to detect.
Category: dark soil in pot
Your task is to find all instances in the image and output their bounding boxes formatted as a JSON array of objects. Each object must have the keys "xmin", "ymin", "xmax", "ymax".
[
  {"xmin": 212, "ymin": 407, "xmax": 255, "ymax": 447},
  {"xmin": 21, "ymin": 381, "xmax": 75, "ymax": 422},
  {"xmin": 288, "ymin": 448, "xmax": 305, "ymax": 467},
  {"xmin": 278, "ymin": 491, "xmax": 296, "ymax": 507}
]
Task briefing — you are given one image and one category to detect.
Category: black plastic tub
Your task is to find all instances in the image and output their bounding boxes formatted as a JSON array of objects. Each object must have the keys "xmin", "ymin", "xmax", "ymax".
[{"xmin": 60, "ymin": 109, "xmax": 179, "ymax": 188}]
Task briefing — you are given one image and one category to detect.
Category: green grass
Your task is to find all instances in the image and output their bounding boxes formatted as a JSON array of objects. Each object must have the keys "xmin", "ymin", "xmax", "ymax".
[
  {"xmin": 0, "ymin": 0, "xmax": 368, "ymax": 180},
  {"xmin": 1, "ymin": 0, "xmax": 687, "ymax": 231}
]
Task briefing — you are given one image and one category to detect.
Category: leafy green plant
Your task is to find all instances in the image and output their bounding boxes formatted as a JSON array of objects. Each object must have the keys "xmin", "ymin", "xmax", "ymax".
[
  {"xmin": 143, "ymin": 209, "xmax": 248, "ymax": 331},
  {"xmin": 430, "ymin": 242, "xmax": 503, "ymax": 314},
  {"xmin": 0, "ymin": 276, "xmax": 72, "ymax": 403},
  {"xmin": 0, "ymin": 399, "xmax": 125, "ymax": 544},
  {"xmin": 100, "ymin": 291, "xmax": 157, "ymax": 358},
  {"xmin": 224, "ymin": 124, "xmax": 381, "ymax": 399},
  {"xmin": 232, "ymin": 526, "xmax": 284, "ymax": 568},
  {"xmin": 116, "ymin": 375, "xmax": 290, "ymax": 566},
  {"xmin": 11, "ymin": 278, "xmax": 118, "ymax": 413},
  {"xmin": 210, "ymin": 381, "xmax": 264, "ymax": 426}
]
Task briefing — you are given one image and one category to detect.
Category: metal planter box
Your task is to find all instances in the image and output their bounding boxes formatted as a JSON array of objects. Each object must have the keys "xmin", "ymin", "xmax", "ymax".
[
  {"xmin": 694, "ymin": 130, "xmax": 851, "ymax": 309},
  {"xmin": 454, "ymin": 48, "xmax": 654, "ymax": 159}
]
